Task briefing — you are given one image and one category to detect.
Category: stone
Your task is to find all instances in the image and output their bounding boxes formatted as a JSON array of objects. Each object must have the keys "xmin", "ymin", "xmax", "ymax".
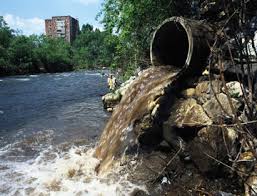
[
  {"xmin": 102, "ymin": 92, "xmax": 121, "ymax": 110},
  {"xmin": 188, "ymin": 126, "xmax": 235, "ymax": 174},
  {"xmin": 195, "ymin": 81, "xmax": 209, "ymax": 96},
  {"xmin": 237, "ymin": 152, "xmax": 257, "ymax": 196},
  {"xmin": 168, "ymin": 98, "xmax": 212, "ymax": 128},
  {"xmin": 116, "ymin": 76, "xmax": 136, "ymax": 96},
  {"xmin": 197, "ymin": 93, "xmax": 211, "ymax": 105},
  {"xmin": 181, "ymin": 88, "xmax": 196, "ymax": 98},
  {"xmin": 189, "ymin": 126, "xmax": 239, "ymax": 174},
  {"xmin": 107, "ymin": 108, "xmax": 113, "ymax": 112},
  {"xmin": 127, "ymin": 151, "xmax": 181, "ymax": 185},
  {"xmin": 195, "ymin": 80, "xmax": 221, "ymax": 96},
  {"xmin": 203, "ymin": 93, "xmax": 242, "ymax": 120},
  {"xmin": 237, "ymin": 152, "xmax": 256, "ymax": 177},
  {"xmin": 245, "ymin": 172, "xmax": 257, "ymax": 196},
  {"xmin": 102, "ymin": 92, "xmax": 121, "ymax": 102},
  {"xmin": 224, "ymin": 128, "xmax": 238, "ymax": 156},
  {"xmin": 222, "ymin": 81, "xmax": 243, "ymax": 98},
  {"xmin": 202, "ymin": 69, "xmax": 209, "ymax": 76},
  {"xmin": 102, "ymin": 76, "xmax": 136, "ymax": 111}
]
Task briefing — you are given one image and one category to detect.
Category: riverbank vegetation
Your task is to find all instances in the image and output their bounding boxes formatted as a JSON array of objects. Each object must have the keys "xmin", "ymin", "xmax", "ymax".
[
  {"xmin": 0, "ymin": 17, "xmax": 118, "ymax": 76},
  {"xmin": 99, "ymin": 0, "xmax": 257, "ymax": 71},
  {"xmin": 1, "ymin": 1, "xmax": 257, "ymax": 79},
  {"xmin": 0, "ymin": 1, "xmax": 200, "ymax": 77},
  {"xmin": 98, "ymin": 0, "xmax": 192, "ymax": 74}
]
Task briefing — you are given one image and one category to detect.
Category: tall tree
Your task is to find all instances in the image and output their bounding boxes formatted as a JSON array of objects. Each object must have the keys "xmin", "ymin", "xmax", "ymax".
[
  {"xmin": 73, "ymin": 23, "xmax": 118, "ymax": 69},
  {"xmin": 98, "ymin": 0, "xmax": 191, "ymax": 71}
]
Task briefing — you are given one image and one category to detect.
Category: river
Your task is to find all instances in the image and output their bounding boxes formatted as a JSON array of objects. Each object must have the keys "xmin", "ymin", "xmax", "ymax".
[
  {"xmin": 0, "ymin": 71, "xmax": 142, "ymax": 195},
  {"xmin": 0, "ymin": 71, "xmax": 110, "ymax": 149}
]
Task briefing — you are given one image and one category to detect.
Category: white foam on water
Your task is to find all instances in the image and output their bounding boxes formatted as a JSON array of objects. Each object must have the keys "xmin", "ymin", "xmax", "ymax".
[
  {"xmin": 0, "ymin": 144, "xmax": 11, "ymax": 156},
  {"xmin": 29, "ymin": 75, "xmax": 39, "ymax": 78},
  {"xmin": 0, "ymin": 79, "xmax": 3, "ymax": 82},
  {"xmin": 85, "ymin": 73, "xmax": 102, "ymax": 76},
  {"xmin": 0, "ymin": 145, "xmax": 146, "ymax": 196},
  {"xmin": 0, "ymin": 110, "xmax": 4, "ymax": 114},
  {"xmin": 61, "ymin": 73, "xmax": 72, "ymax": 77},
  {"xmin": 14, "ymin": 78, "xmax": 31, "ymax": 82}
]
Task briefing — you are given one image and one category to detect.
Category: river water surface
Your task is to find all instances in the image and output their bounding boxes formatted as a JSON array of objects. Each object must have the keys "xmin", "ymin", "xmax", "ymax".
[{"xmin": 0, "ymin": 71, "xmax": 143, "ymax": 195}]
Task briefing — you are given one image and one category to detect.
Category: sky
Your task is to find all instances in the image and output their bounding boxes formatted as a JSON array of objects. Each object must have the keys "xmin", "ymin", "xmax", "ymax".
[{"xmin": 0, "ymin": 0, "xmax": 104, "ymax": 35}]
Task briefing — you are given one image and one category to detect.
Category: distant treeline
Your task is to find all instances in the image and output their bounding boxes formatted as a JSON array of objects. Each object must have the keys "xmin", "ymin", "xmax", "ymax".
[
  {"xmin": 0, "ymin": 16, "xmax": 118, "ymax": 76},
  {"xmin": 3, "ymin": 1, "xmax": 256, "ymax": 78}
]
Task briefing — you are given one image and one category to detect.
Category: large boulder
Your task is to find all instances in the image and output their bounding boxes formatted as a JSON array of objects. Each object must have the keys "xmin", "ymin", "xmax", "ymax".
[
  {"xmin": 195, "ymin": 80, "xmax": 222, "ymax": 105},
  {"xmin": 167, "ymin": 98, "xmax": 212, "ymax": 128},
  {"xmin": 102, "ymin": 92, "xmax": 121, "ymax": 111},
  {"xmin": 188, "ymin": 126, "xmax": 238, "ymax": 174},
  {"xmin": 202, "ymin": 93, "xmax": 242, "ymax": 120},
  {"xmin": 162, "ymin": 98, "xmax": 212, "ymax": 159},
  {"xmin": 195, "ymin": 80, "xmax": 222, "ymax": 96}
]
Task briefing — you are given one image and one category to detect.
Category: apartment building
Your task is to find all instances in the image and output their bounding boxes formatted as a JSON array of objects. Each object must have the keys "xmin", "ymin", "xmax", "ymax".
[{"xmin": 45, "ymin": 16, "xmax": 79, "ymax": 43}]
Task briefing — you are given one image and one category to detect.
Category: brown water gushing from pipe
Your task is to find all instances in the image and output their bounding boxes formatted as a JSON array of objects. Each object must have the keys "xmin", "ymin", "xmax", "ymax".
[
  {"xmin": 95, "ymin": 17, "xmax": 214, "ymax": 175},
  {"xmin": 95, "ymin": 66, "xmax": 179, "ymax": 174}
]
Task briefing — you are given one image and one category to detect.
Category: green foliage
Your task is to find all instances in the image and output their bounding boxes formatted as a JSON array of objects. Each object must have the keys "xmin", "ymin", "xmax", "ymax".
[
  {"xmin": 0, "ymin": 2, "xmax": 194, "ymax": 77},
  {"xmin": 37, "ymin": 36, "xmax": 73, "ymax": 72},
  {"xmin": 98, "ymin": 0, "xmax": 192, "ymax": 77},
  {"xmin": 73, "ymin": 25, "xmax": 118, "ymax": 70},
  {"xmin": 81, "ymin": 24, "xmax": 94, "ymax": 33},
  {"xmin": 8, "ymin": 35, "xmax": 34, "ymax": 73},
  {"xmin": 0, "ymin": 17, "xmax": 118, "ymax": 76}
]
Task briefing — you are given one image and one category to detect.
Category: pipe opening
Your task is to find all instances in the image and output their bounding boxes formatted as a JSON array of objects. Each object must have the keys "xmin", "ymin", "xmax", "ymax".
[{"xmin": 151, "ymin": 21, "xmax": 189, "ymax": 67}]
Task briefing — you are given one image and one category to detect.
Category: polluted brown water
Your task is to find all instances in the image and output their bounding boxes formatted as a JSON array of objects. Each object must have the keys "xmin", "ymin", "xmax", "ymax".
[{"xmin": 95, "ymin": 66, "xmax": 179, "ymax": 174}]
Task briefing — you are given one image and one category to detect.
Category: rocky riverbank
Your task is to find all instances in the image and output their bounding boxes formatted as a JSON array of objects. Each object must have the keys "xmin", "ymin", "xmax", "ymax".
[
  {"xmin": 101, "ymin": 69, "xmax": 257, "ymax": 195},
  {"xmin": 102, "ymin": 75, "xmax": 137, "ymax": 112}
]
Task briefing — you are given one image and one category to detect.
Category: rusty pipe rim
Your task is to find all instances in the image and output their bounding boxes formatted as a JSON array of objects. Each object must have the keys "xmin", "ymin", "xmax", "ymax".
[{"xmin": 150, "ymin": 17, "xmax": 193, "ymax": 68}]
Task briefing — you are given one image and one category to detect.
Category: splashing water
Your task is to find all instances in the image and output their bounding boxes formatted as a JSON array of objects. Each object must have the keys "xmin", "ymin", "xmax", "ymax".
[
  {"xmin": 0, "ymin": 67, "xmax": 178, "ymax": 195},
  {"xmin": 0, "ymin": 71, "xmax": 147, "ymax": 196},
  {"xmin": 95, "ymin": 66, "xmax": 179, "ymax": 174},
  {"xmin": 0, "ymin": 143, "xmax": 146, "ymax": 196}
]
